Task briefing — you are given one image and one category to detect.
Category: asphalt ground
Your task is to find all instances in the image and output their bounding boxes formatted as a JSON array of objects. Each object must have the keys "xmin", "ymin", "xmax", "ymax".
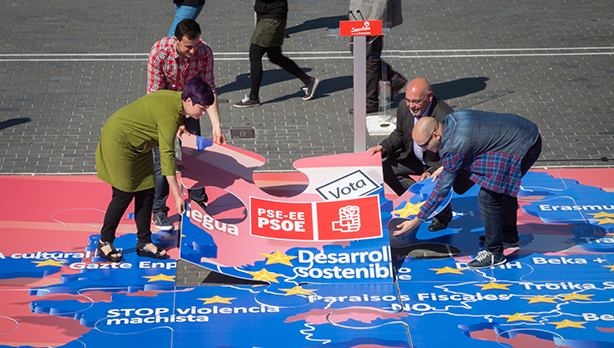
[{"xmin": 1, "ymin": 0, "xmax": 613, "ymax": 285}]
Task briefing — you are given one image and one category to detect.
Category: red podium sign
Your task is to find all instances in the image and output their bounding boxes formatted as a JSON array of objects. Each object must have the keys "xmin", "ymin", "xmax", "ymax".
[{"xmin": 339, "ymin": 20, "xmax": 382, "ymax": 36}]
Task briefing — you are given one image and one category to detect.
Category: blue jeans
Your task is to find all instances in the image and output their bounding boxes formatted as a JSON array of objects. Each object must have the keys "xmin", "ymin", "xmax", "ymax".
[
  {"xmin": 152, "ymin": 116, "xmax": 207, "ymax": 214},
  {"xmin": 168, "ymin": 4, "xmax": 203, "ymax": 37},
  {"xmin": 478, "ymin": 135, "xmax": 542, "ymax": 255}
]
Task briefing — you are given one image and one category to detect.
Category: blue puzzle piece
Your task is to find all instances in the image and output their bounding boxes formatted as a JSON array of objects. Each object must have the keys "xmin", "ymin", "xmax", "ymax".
[
  {"xmin": 31, "ymin": 284, "xmax": 410, "ymax": 347},
  {"xmin": 522, "ymin": 172, "xmax": 614, "ymax": 225},
  {"xmin": 29, "ymin": 233, "xmax": 178, "ymax": 296},
  {"xmin": 195, "ymin": 136, "xmax": 213, "ymax": 151}
]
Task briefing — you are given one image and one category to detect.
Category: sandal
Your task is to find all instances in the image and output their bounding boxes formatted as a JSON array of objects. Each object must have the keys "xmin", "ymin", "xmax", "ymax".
[
  {"xmin": 97, "ymin": 240, "xmax": 122, "ymax": 262},
  {"xmin": 136, "ymin": 242, "xmax": 168, "ymax": 260}
]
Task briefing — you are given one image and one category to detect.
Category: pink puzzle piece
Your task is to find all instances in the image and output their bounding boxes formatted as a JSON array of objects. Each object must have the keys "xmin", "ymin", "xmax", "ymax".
[
  {"xmin": 0, "ymin": 288, "xmax": 92, "ymax": 346},
  {"xmin": 179, "ymin": 136, "xmax": 388, "ymax": 271}
]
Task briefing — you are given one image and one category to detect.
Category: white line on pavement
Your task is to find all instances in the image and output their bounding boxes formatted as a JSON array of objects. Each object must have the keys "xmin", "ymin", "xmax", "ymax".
[{"xmin": 1, "ymin": 47, "xmax": 613, "ymax": 62}]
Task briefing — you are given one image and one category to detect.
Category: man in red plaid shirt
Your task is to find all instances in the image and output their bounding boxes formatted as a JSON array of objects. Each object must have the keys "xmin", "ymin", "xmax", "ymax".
[
  {"xmin": 147, "ymin": 18, "xmax": 225, "ymax": 231},
  {"xmin": 393, "ymin": 110, "xmax": 542, "ymax": 269}
]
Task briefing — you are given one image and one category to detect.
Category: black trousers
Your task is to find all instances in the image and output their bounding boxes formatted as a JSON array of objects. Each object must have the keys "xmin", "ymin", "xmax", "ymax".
[
  {"xmin": 152, "ymin": 116, "xmax": 206, "ymax": 214},
  {"xmin": 100, "ymin": 187, "xmax": 155, "ymax": 245},
  {"xmin": 365, "ymin": 36, "xmax": 405, "ymax": 108},
  {"xmin": 248, "ymin": 43, "xmax": 311, "ymax": 100}
]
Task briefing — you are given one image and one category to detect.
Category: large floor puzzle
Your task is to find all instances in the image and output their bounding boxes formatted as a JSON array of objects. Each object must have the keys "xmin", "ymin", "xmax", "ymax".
[{"xmin": 1, "ymin": 138, "xmax": 613, "ymax": 347}]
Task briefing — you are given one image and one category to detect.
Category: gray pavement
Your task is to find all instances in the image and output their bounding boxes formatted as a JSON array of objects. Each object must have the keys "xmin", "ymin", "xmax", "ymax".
[
  {"xmin": 1, "ymin": 0, "xmax": 613, "ymax": 284},
  {"xmin": 1, "ymin": 0, "xmax": 613, "ymax": 174}
]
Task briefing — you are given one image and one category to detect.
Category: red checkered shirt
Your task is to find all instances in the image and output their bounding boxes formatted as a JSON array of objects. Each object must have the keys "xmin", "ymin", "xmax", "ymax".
[
  {"xmin": 147, "ymin": 37, "xmax": 216, "ymax": 94},
  {"xmin": 417, "ymin": 151, "xmax": 522, "ymax": 221}
]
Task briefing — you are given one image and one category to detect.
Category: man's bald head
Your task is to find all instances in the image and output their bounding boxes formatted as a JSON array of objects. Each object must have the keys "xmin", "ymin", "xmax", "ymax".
[
  {"xmin": 412, "ymin": 116, "xmax": 442, "ymax": 152},
  {"xmin": 416, "ymin": 116, "xmax": 437, "ymax": 133},
  {"xmin": 407, "ymin": 78, "xmax": 431, "ymax": 96},
  {"xmin": 405, "ymin": 78, "xmax": 433, "ymax": 117}
]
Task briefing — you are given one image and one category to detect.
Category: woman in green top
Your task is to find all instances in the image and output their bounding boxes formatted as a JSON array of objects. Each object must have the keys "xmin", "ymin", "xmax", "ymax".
[{"xmin": 95, "ymin": 77, "xmax": 214, "ymax": 262}]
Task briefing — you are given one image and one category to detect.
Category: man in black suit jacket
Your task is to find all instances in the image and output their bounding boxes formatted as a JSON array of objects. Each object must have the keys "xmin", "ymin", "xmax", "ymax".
[{"xmin": 367, "ymin": 78, "xmax": 454, "ymax": 231}]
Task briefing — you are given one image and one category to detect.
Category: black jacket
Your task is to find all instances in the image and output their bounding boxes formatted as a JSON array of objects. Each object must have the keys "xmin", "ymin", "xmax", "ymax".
[
  {"xmin": 173, "ymin": 0, "xmax": 205, "ymax": 6},
  {"xmin": 380, "ymin": 96, "xmax": 454, "ymax": 171},
  {"xmin": 254, "ymin": 0, "xmax": 288, "ymax": 20}
]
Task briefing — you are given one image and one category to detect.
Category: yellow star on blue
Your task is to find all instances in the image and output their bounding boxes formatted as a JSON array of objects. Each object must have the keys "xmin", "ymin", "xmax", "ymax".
[
  {"xmin": 246, "ymin": 269, "xmax": 283, "ymax": 283},
  {"xmin": 33, "ymin": 259, "xmax": 67, "ymax": 267},
  {"xmin": 429, "ymin": 267, "xmax": 465, "ymax": 275},
  {"xmin": 392, "ymin": 201, "xmax": 424, "ymax": 218},
  {"xmin": 589, "ymin": 212, "xmax": 614, "ymax": 219},
  {"xmin": 596, "ymin": 218, "xmax": 614, "ymax": 225},
  {"xmin": 143, "ymin": 274, "xmax": 175, "ymax": 282},
  {"xmin": 474, "ymin": 282, "xmax": 511, "ymax": 291},
  {"xmin": 279, "ymin": 286, "xmax": 317, "ymax": 296},
  {"xmin": 522, "ymin": 295, "xmax": 559, "ymax": 304},
  {"xmin": 198, "ymin": 296, "xmax": 236, "ymax": 304},
  {"xmin": 501, "ymin": 313, "xmax": 538, "ymax": 322},
  {"xmin": 261, "ymin": 251, "xmax": 296, "ymax": 266},
  {"xmin": 548, "ymin": 319, "xmax": 587, "ymax": 329}
]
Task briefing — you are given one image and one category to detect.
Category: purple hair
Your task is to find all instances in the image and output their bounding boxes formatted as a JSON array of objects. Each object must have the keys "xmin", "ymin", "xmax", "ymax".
[{"xmin": 182, "ymin": 77, "xmax": 214, "ymax": 106}]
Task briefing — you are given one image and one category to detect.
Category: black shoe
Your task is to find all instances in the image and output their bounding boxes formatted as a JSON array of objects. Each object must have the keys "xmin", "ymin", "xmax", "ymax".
[
  {"xmin": 233, "ymin": 95, "xmax": 260, "ymax": 108},
  {"xmin": 478, "ymin": 235, "xmax": 520, "ymax": 248},
  {"xmin": 136, "ymin": 242, "xmax": 169, "ymax": 260},
  {"xmin": 188, "ymin": 188, "xmax": 208, "ymax": 212},
  {"xmin": 349, "ymin": 105, "xmax": 378, "ymax": 114},
  {"xmin": 391, "ymin": 78, "xmax": 408, "ymax": 100},
  {"xmin": 152, "ymin": 212, "xmax": 173, "ymax": 231},
  {"xmin": 302, "ymin": 77, "xmax": 319, "ymax": 100},
  {"xmin": 97, "ymin": 240, "xmax": 122, "ymax": 262},
  {"xmin": 467, "ymin": 250, "xmax": 507, "ymax": 269},
  {"xmin": 427, "ymin": 218, "xmax": 449, "ymax": 231},
  {"xmin": 196, "ymin": 200, "xmax": 207, "ymax": 212}
]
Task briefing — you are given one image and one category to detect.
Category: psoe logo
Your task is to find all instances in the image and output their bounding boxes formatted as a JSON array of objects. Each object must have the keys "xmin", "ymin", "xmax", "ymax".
[
  {"xmin": 351, "ymin": 21, "xmax": 370, "ymax": 33},
  {"xmin": 315, "ymin": 169, "xmax": 379, "ymax": 201},
  {"xmin": 332, "ymin": 205, "xmax": 361, "ymax": 233}
]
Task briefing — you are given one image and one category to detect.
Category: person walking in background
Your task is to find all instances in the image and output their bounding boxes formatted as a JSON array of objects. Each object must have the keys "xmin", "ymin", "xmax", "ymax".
[
  {"xmin": 148, "ymin": 19, "xmax": 226, "ymax": 231},
  {"xmin": 168, "ymin": 0, "xmax": 205, "ymax": 38},
  {"xmin": 233, "ymin": 0, "xmax": 319, "ymax": 108},
  {"xmin": 348, "ymin": 0, "xmax": 406, "ymax": 114}
]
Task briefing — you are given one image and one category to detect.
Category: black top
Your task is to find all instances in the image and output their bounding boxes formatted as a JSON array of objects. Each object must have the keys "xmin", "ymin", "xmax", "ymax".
[
  {"xmin": 254, "ymin": 0, "xmax": 288, "ymax": 20},
  {"xmin": 173, "ymin": 0, "xmax": 205, "ymax": 6}
]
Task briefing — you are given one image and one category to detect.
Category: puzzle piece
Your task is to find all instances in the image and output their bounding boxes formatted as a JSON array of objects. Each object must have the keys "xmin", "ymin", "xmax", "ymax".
[
  {"xmin": 255, "ymin": 282, "xmax": 411, "ymax": 343},
  {"xmin": 30, "ymin": 284, "xmax": 411, "ymax": 347},
  {"xmin": 386, "ymin": 251, "xmax": 614, "ymax": 346},
  {"xmin": 389, "ymin": 178, "xmax": 452, "ymax": 220},
  {"xmin": 28, "ymin": 232, "xmax": 178, "ymax": 296},
  {"xmin": 401, "ymin": 285, "xmax": 614, "ymax": 347},
  {"xmin": 179, "ymin": 137, "xmax": 395, "ymax": 284},
  {"xmin": 522, "ymin": 171, "xmax": 614, "ymax": 225},
  {"xmin": 0, "ymin": 288, "xmax": 92, "ymax": 347}
]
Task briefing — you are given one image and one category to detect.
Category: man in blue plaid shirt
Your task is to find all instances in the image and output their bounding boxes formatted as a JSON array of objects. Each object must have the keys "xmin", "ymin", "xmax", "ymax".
[{"xmin": 394, "ymin": 110, "xmax": 542, "ymax": 269}]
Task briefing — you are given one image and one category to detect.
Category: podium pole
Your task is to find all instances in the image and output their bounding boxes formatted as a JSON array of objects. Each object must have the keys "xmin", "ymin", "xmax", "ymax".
[
  {"xmin": 353, "ymin": 35, "xmax": 367, "ymax": 153},
  {"xmin": 339, "ymin": 19, "xmax": 382, "ymax": 152}
]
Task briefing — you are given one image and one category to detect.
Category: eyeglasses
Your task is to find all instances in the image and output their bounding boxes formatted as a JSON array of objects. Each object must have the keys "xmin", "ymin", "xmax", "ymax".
[
  {"xmin": 404, "ymin": 94, "xmax": 428, "ymax": 105},
  {"xmin": 417, "ymin": 129, "xmax": 435, "ymax": 149}
]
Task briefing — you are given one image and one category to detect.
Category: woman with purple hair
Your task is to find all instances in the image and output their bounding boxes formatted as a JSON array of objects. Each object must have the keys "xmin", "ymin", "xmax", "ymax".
[{"xmin": 95, "ymin": 77, "xmax": 214, "ymax": 262}]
